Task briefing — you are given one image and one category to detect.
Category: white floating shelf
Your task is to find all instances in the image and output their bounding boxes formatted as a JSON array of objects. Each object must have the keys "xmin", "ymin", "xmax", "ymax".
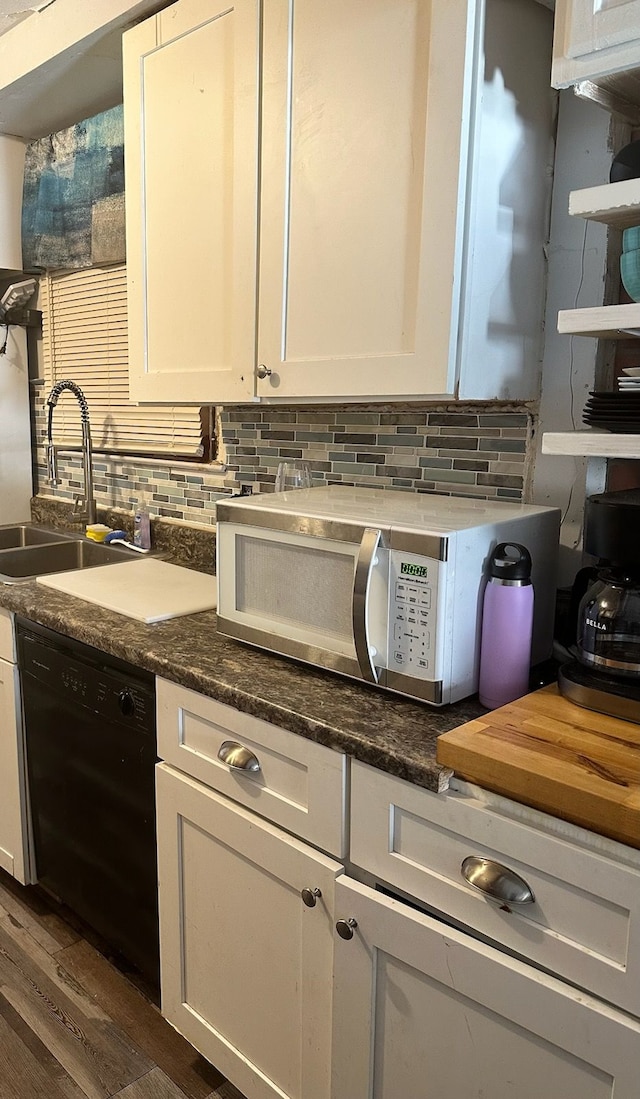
[
  {"xmin": 542, "ymin": 431, "xmax": 640, "ymax": 458},
  {"xmin": 569, "ymin": 178, "xmax": 640, "ymax": 229},
  {"xmin": 557, "ymin": 302, "xmax": 640, "ymax": 338}
]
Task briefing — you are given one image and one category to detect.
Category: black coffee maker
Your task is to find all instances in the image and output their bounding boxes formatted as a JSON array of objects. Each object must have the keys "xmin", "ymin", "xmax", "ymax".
[{"xmin": 559, "ymin": 488, "xmax": 640, "ymax": 722}]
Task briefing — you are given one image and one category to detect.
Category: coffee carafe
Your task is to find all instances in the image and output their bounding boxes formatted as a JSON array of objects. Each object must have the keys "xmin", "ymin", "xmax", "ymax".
[
  {"xmin": 559, "ymin": 488, "xmax": 640, "ymax": 722},
  {"xmin": 577, "ymin": 568, "xmax": 640, "ymax": 677}
]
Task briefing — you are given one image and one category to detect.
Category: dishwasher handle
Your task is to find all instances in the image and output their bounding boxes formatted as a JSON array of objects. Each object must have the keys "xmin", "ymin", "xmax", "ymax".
[{"xmin": 461, "ymin": 856, "xmax": 535, "ymax": 905}]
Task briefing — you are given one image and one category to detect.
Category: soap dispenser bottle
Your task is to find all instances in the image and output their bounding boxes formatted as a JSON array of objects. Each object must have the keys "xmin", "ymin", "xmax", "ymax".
[
  {"xmin": 133, "ymin": 496, "xmax": 151, "ymax": 550},
  {"xmin": 478, "ymin": 542, "xmax": 534, "ymax": 710}
]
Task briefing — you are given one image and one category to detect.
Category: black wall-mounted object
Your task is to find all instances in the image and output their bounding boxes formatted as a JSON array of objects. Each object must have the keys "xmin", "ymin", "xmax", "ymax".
[{"xmin": 3, "ymin": 307, "xmax": 42, "ymax": 328}]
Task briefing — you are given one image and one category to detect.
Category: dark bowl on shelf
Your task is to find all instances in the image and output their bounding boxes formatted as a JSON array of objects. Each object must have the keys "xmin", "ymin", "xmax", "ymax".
[{"xmin": 610, "ymin": 139, "xmax": 640, "ymax": 182}]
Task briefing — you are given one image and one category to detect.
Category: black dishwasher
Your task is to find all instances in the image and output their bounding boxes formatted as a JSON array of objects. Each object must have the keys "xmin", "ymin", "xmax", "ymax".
[{"xmin": 16, "ymin": 618, "xmax": 159, "ymax": 990}]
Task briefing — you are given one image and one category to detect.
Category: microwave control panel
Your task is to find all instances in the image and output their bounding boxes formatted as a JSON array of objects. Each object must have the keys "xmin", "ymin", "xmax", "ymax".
[{"xmin": 388, "ymin": 551, "xmax": 440, "ymax": 679}]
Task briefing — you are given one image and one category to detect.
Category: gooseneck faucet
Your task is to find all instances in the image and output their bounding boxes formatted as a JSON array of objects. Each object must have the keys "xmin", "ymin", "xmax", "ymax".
[{"xmin": 46, "ymin": 380, "xmax": 97, "ymax": 526}]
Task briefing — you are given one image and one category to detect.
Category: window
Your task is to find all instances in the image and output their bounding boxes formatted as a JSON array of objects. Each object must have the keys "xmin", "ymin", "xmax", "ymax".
[{"xmin": 41, "ymin": 263, "xmax": 212, "ymax": 459}]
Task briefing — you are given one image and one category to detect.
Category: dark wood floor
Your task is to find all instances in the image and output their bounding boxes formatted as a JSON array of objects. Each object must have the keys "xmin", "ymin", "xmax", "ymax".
[{"xmin": 0, "ymin": 868, "xmax": 247, "ymax": 1099}]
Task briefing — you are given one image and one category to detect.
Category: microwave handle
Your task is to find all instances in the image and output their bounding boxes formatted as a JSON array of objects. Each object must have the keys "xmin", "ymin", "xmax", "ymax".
[{"xmin": 353, "ymin": 527, "xmax": 382, "ymax": 684}]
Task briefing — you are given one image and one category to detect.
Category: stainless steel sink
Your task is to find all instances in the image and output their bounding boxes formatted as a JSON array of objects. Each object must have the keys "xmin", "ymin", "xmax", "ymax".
[
  {"xmin": 0, "ymin": 524, "xmax": 72, "ymax": 550},
  {"xmin": 0, "ymin": 536, "xmax": 142, "ymax": 583}
]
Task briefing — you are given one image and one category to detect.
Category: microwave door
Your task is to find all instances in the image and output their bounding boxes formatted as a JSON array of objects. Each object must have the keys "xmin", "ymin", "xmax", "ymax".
[
  {"xmin": 217, "ymin": 520, "xmax": 378, "ymax": 680},
  {"xmin": 353, "ymin": 528, "xmax": 383, "ymax": 684}
]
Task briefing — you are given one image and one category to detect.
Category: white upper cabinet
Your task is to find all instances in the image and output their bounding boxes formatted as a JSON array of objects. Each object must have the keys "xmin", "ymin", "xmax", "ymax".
[
  {"xmin": 552, "ymin": 0, "xmax": 640, "ymax": 88},
  {"xmin": 124, "ymin": 0, "xmax": 259, "ymax": 403},
  {"xmin": 256, "ymin": 0, "xmax": 477, "ymax": 401},
  {"xmin": 125, "ymin": 0, "xmax": 553, "ymax": 403},
  {"xmin": 125, "ymin": 0, "xmax": 480, "ymax": 403}
]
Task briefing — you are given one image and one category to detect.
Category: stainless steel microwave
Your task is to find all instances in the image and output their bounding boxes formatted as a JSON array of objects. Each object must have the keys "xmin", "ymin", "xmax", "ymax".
[{"xmin": 216, "ymin": 486, "xmax": 560, "ymax": 706}]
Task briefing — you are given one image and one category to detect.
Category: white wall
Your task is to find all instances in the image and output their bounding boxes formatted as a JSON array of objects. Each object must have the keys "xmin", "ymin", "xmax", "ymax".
[
  {"xmin": 532, "ymin": 89, "xmax": 616, "ymax": 586},
  {"xmin": 0, "ymin": 0, "xmax": 171, "ymax": 140},
  {"xmin": 458, "ymin": 0, "xmax": 555, "ymax": 401},
  {"xmin": 0, "ymin": 324, "xmax": 33, "ymax": 521}
]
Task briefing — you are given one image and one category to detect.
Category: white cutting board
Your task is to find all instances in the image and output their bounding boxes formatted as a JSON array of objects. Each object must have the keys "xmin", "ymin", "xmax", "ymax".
[{"xmin": 36, "ymin": 558, "xmax": 217, "ymax": 623}]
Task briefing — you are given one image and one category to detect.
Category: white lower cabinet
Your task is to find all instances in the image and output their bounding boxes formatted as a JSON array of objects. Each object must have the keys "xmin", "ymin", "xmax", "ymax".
[
  {"xmin": 0, "ymin": 656, "xmax": 28, "ymax": 883},
  {"xmin": 155, "ymin": 762, "xmax": 342, "ymax": 1099},
  {"xmin": 349, "ymin": 760, "xmax": 640, "ymax": 1017},
  {"xmin": 331, "ymin": 875, "xmax": 640, "ymax": 1099},
  {"xmin": 155, "ymin": 683, "xmax": 640, "ymax": 1099},
  {"xmin": 0, "ymin": 610, "xmax": 30, "ymax": 884}
]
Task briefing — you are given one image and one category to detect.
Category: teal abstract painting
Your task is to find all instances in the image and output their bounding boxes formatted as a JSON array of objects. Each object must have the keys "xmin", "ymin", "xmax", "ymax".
[{"xmin": 22, "ymin": 104, "xmax": 125, "ymax": 271}]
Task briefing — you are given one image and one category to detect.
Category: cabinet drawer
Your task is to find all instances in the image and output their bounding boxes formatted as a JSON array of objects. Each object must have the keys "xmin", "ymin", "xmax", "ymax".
[
  {"xmin": 0, "ymin": 609, "xmax": 14, "ymax": 663},
  {"xmin": 350, "ymin": 760, "xmax": 640, "ymax": 1017},
  {"xmin": 157, "ymin": 678, "xmax": 346, "ymax": 856}
]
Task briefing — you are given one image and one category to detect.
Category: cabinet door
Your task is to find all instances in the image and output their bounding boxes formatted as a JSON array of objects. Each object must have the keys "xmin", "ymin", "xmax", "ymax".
[
  {"xmin": 156, "ymin": 762, "xmax": 342, "ymax": 1099},
  {"xmin": 124, "ymin": 0, "xmax": 258, "ymax": 403},
  {"xmin": 332, "ymin": 876, "xmax": 640, "ymax": 1099},
  {"xmin": 0, "ymin": 656, "xmax": 29, "ymax": 885},
  {"xmin": 256, "ymin": 0, "xmax": 479, "ymax": 401},
  {"xmin": 552, "ymin": 0, "xmax": 640, "ymax": 85}
]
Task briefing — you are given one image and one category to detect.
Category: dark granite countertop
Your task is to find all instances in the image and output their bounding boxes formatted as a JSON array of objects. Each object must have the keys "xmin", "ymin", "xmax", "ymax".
[
  {"xmin": 0, "ymin": 575, "xmax": 486, "ymax": 793},
  {"xmin": 0, "ymin": 499, "xmax": 489, "ymax": 792}
]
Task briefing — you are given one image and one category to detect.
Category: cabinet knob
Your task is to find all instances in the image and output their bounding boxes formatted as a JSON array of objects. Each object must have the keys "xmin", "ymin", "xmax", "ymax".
[
  {"xmin": 336, "ymin": 917, "xmax": 358, "ymax": 940},
  {"xmin": 256, "ymin": 364, "xmax": 272, "ymax": 379},
  {"xmin": 217, "ymin": 740, "xmax": 261, "ymax": 773},
  {"xmin": 461, "ymin": 856, "xmax": 535, "ymax": 905},
  {"xmin": 301, "ymin": 887, "xmax": 322, "ymax": 908}
]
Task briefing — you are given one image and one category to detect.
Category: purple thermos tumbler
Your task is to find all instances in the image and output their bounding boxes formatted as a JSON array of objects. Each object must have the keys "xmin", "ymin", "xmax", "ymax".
[{"xmin": 478, "ymin": 542, "xmax": 534, "ymax": 710}]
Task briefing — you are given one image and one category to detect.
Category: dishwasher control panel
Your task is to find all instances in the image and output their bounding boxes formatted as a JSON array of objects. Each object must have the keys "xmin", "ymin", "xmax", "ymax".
[{"xmin": 17, "ymin": 622, "xmax": 155, "ymax": 733}]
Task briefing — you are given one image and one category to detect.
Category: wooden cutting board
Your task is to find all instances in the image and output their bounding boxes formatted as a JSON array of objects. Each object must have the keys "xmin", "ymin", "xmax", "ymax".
[
  {"xmin": 36, "ymin": 558, "xmax": 217, "ymax": 623},
  {"xmin": 436, "ymin": 685, "xmax": 640, "ymax": 849}
]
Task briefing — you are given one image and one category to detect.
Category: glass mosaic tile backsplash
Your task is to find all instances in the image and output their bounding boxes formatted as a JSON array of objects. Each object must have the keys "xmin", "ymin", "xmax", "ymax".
[
  {"xmin": 33, "ymin": 396, "xmax": 533, "ymax": 529},
  {"xmin": 223, "ymin": 405, "xmax": 531, "ymax": 499}
]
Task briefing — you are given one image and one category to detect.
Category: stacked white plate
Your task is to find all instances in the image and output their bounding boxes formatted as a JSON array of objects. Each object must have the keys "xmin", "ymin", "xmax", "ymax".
[{"xmin": 618, "ymin": 368, "xmax": 640, "ymax": 391}]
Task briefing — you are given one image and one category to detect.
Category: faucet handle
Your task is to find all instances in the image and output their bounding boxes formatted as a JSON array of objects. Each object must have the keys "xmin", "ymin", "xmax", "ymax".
[
  {"xmin": 72, "ymin": 494, "xmax": 88, "ymax": 517},
  {"xmin": 46, "ymin": 443, "xmax": 59, "ymax": 485}
]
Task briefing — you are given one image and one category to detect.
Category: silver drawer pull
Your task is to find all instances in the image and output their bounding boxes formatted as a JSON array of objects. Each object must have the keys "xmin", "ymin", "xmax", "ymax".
[
  {"xmin": 461, "ymin": 856, "xmax": 535, "ymax": 905},
  {"xmin": 217, "ymin": 740, "xmax": 261, "ymax": 773}
]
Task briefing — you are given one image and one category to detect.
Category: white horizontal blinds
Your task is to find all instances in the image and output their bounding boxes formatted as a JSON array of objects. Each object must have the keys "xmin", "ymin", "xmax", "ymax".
[{"xmin": 41, "ymin": 265, "xmax": 204, "ymax": 456}]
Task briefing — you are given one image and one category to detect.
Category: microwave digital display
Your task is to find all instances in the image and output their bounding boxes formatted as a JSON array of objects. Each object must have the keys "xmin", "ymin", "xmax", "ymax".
[{"xmin": 401, "ymin": 561, "xmax": 428, "ymax": 578}]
